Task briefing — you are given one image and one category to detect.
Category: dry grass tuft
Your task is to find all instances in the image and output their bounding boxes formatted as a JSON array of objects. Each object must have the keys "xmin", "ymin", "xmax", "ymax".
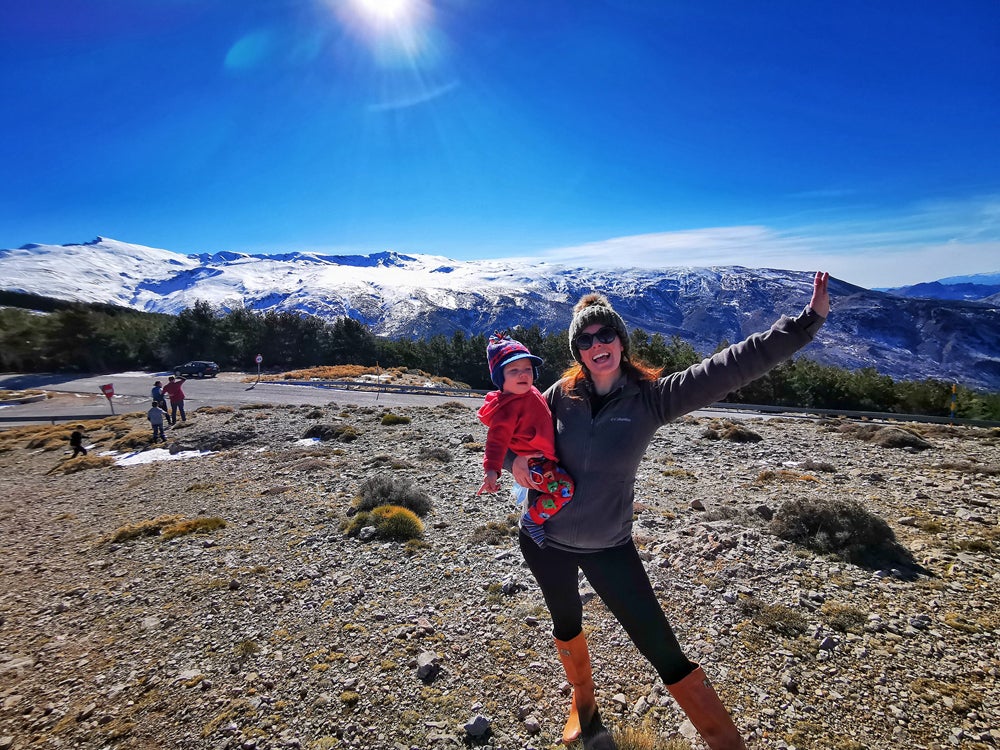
[
  {"xmin": 109, "ymin": 514, "xmax": 187, "ymax": 543},
  {"xmin": 769, "ymin": 496, "xmax": 897, "ymax": 561},
  {"xmin": 160, "ymin": 516, "xmax": 226, "ymax": 540},
  {"xmin": 289, "ymin": 457, "xmax": 329, "ymax": 472},
  {"xmin": 739, "ymin": 596, "xmax": 808, "ymax": 636},
  {"xmin": 837, "ymin": 423, "xmax": 933, "ymax": 451},
  {"xmin": 820, "ymin": 601, "xmax": 868, "ymax": 633},
  {"xmin": 720, "ymin": 423, "xmax": 763, "ymax": 442},
  {"xmin": 25, "ymin": 424, "xmax": 78, "ymax": 451},
  {"xmin": 196, "ymin": 405, "xmax": 235, "ymax": 415},
  {"xmin": 932, "ymin": 460, "xmax": 1000, "ymax": 476},
  {"xmin": 107, "ymin": 514, "xmax": 225, "ymax": 543},
  {"xmin": 613, "ymin": 726, "xmax": 691, "ymax": 750},
  {"xmin": 418, "ymin": 446, "xmax": 453, "ymax": 462},
  {"xmin": 757, "ymin": 469, "xmax": 820, "ymax": 483},
  {"xmin": 380, "ymin": 412, "xmax": 411, "ymax": 426},
  {"xmin": 470, "ymin": 517, "xmax": 519, "ymax": 545},
  {"xmin": 303, "ymin": 424, "xmax": 359, "ymax": 442},
  {"xmin": 51, "ymin": 455, "xmax": 117, "ymax": 474},
  {"xmin": 436, "ymin": 401, "xmax": 470, "ymax": 411},
  {"xmin": 108, "ymin": 431, "xmax": 156, "ymax": 452},
  {"xmin": 342, "ymin": 505, "xmax": 423, "ymax": 542},
  {"xmin": 910, "ymin": 677, "xmax": 984, "ymax": 712}
]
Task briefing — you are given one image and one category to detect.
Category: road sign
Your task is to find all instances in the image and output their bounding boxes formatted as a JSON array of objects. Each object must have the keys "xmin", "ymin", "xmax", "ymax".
[
  {"xmin": 255, "ymin": 354, "xmax": 263, "ymax": 364},
  {"xmin": 99, "ymin": 383, "xmax": 116, "ymax": 414}
]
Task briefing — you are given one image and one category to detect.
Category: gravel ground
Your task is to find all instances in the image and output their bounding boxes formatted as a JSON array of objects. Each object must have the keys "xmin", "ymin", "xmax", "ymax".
[{"xmin": 1, "ymin": 401, "xmax": 998, "ymax": 750}]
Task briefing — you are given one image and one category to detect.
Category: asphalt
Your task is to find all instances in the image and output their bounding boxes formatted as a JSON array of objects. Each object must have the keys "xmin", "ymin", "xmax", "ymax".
[{"xmin": 0, "ymin": 371, "xmax": 484, "ymax": 426}]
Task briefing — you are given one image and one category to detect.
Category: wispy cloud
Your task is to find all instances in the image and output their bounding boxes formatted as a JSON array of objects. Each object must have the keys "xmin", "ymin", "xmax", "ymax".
[
  {"xmin": 533, "ymin": 197, "xmax": 1000, "ymax": 288},
  {"xmin": 367, "ymin": 80, "xmax": 459, "ymax": 111}
]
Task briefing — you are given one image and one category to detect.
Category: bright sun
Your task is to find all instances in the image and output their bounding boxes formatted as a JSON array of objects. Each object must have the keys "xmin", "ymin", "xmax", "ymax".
[
  {"xmin": 331, "ymin": 0, "xmax": 435, "ymax": 68},
  {"xmin": 349, "ymin": 0, "xmax": 422, "ymax": 29}
]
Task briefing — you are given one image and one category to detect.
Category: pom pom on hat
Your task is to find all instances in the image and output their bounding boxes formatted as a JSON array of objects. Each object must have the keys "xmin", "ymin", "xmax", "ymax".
[
  {"xmin": 568, "ymin": 293, "xmax": 630, "ymax": 362},
  {"xmin": 486, "ymin": 331, "xmax": 543, "ymax": 389}
]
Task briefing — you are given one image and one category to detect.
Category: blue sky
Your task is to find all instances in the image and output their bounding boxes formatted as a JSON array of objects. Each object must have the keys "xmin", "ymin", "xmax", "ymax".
[{"xmin": 1, "ymin": 0, "xmax": 998, "ymax": 287}]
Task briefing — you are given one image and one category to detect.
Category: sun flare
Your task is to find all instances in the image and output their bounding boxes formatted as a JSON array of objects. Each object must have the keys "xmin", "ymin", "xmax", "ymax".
[
  {"xmin": 347, "ymin": 0, "xmax": 425, "ymax": 30},
  {"xmin": 354, "ymin": 0, "xmax": 413, "ymax": 23}
]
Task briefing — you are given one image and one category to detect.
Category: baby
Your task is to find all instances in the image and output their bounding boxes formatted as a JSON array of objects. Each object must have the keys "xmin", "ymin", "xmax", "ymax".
[{"xmin": 477, "ymin": 332, "xmax": 574, "ymax": 547}]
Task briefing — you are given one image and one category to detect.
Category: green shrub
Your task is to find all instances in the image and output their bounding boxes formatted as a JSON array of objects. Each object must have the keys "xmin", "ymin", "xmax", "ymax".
[{"xmin": 355, "ymin": 473, "xmax": 432, "ymax": 516}]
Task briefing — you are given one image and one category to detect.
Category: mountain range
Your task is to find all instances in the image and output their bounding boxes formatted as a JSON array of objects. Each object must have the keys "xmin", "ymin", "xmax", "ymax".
[{"xmin": 2, "ymin": 237, "xmax": 999, "ymax": 391}]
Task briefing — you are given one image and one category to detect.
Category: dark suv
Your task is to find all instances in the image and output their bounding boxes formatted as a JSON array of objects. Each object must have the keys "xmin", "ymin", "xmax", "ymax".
[{"xmin": 173, "ymin": 360, "xmax": 220, "ymax": 378}]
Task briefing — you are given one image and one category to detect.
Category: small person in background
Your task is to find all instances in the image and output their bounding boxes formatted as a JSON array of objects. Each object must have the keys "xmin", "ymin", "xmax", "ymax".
[
  {"xmin": 69, "ymin": 426, "xmax": 87, "ymax": 457},
  {"xmin": 147, "ymin": 401, "xmax": 168, "ymax": 444},
  {"xmin": 162, "ymin": 375, "xmax": 187, "ymax": 425},
  {"xmin": 477, "ymin": 332, "xmax": 574, "ymax": 547}
]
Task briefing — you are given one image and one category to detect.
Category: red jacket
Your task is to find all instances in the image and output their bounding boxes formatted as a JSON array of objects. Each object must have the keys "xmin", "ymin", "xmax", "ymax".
[
  {"xmin": 477, "ymin": 386, "xmax": 557, "ymax": 475},
  {"xmin": 162, "ymin": 379, "xmax": 186, "ymax": 401}
]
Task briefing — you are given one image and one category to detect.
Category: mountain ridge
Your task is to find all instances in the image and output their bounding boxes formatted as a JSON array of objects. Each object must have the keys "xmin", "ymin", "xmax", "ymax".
[{"xmin": 3, "ymin": 237, "xmax": 999, "ymax": 390}]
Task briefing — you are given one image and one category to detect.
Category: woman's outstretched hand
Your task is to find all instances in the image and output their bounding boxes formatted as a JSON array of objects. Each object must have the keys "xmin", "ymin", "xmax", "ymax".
[{"xmin": 809, "ymin": 271, "xmax": 830, "ymax": 318}]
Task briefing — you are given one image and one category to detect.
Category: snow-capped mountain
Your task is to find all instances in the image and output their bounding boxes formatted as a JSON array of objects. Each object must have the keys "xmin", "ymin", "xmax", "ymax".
[{"xmin": 3, "ymin": 237, "xmax": 999, "ymax": 391}]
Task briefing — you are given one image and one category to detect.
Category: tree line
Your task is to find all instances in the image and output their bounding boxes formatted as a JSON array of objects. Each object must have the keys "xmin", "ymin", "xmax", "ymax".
[{"xmin": 1, "ymin": 292, "xmax": 997, "ymax": 420}]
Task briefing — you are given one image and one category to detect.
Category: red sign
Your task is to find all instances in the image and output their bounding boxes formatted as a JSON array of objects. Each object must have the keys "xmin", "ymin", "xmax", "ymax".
[{"xmin": 99, "ymin": 383, "xmax": 115, "ymax": 399}]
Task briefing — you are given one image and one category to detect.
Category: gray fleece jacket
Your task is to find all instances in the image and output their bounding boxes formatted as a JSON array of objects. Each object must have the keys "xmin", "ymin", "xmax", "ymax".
[{"xmin": 538, "ymin": 307, "xmax": 825, "ymax": 552}]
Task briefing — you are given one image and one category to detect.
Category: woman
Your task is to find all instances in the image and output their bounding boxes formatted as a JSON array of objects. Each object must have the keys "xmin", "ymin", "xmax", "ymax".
[{"xmin": 511, "ymin": 272, "xmax": 830, "ymax": 749}]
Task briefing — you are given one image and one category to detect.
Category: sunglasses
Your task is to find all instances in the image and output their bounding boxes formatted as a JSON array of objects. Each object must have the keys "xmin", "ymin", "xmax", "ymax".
[{"xmin": 574, "ymin": 326, "xmax": 619, "ymax": 351}]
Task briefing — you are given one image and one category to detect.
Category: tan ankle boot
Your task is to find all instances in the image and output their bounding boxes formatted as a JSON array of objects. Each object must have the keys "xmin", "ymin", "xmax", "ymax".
[
  {"xmin": 667, "ymin": 665, "xmax": 747, "ymax": 750},
  {"xmin": 554, "ymin": 632, "xmax": 597, "ymax": 744}
]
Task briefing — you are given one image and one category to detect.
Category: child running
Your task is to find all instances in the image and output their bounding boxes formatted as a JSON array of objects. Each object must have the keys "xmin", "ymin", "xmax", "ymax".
[{"xmin": 477, "ymin": 332, "xmax": 574, "ymax": 547}]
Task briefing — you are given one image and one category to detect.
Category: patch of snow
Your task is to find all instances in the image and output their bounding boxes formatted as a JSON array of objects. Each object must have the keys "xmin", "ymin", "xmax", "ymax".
[{"xmin": 110, "ymin": 448, "xmax": 214, "ymax": 466}]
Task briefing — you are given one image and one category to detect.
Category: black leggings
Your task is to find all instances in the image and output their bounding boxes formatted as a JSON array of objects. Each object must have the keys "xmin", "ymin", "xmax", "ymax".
[{"xmin": 519, "ymin": 531, "xmax": 696, "ymax": 685}]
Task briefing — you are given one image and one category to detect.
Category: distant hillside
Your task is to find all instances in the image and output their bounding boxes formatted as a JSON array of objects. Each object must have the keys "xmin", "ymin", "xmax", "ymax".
[{"xmin": 878, "ymin": 280, "xmax": 1000, "ymax": 302}]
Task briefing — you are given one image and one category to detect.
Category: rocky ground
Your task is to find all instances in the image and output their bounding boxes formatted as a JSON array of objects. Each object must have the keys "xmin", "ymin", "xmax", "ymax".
[{"xmin": 1, "ymin": 400, "xmax": 998, "ymax": 750}]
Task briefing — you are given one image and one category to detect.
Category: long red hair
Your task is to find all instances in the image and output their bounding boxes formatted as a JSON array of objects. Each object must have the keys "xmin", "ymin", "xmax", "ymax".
[{"xmin": 559, "ymin": 355, "xmax": 662, "ymax": 398}]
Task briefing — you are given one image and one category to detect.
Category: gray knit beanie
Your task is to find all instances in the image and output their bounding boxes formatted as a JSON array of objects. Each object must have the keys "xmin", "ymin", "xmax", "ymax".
[{"xmin": 568, "ymin": 293, "xmax": 630, "ymax": 363}]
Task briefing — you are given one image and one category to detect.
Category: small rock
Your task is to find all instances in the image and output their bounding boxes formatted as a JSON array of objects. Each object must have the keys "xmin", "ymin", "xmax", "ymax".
[
  {"xmin": 464, "ymin": 714, "xmax": 490, "ymax": 739},
  {"xmin": 416, "ymin": 651, "xmax": 440, "ymax": 682}
]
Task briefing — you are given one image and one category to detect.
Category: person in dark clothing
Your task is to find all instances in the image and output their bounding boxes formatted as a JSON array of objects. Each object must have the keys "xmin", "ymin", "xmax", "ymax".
[
  {"xmin": 69, "ymin": 427, "xmax": 87, "ymax": 458},
  {"xmin": 508, "ymin": 273, "xmax": 830, "ymax": 749},
  {"xmin": 151, "ymin": 380, "xmax": 168, "ymax": 412}
]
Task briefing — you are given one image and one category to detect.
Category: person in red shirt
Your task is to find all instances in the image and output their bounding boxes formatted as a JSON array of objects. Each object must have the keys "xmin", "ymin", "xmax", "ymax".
[
  {"xmin": 477, "ymin": 333, "xmax": 574, "ymax": 547},
  {"xmin": 161, "ymin": 375, "xmax": 187, "ymax": 425}
]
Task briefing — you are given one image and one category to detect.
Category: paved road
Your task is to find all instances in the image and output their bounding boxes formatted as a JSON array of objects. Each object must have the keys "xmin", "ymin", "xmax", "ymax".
[{"xmin": 0, "ymin": 371, "xmax": 485, "ymax": 425}]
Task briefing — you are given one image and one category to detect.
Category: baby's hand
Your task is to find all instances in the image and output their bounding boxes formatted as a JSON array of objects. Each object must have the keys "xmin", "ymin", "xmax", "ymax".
[{"xmin": 477, "ymin": 471, "xmax": 500, "ymax": 495}]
